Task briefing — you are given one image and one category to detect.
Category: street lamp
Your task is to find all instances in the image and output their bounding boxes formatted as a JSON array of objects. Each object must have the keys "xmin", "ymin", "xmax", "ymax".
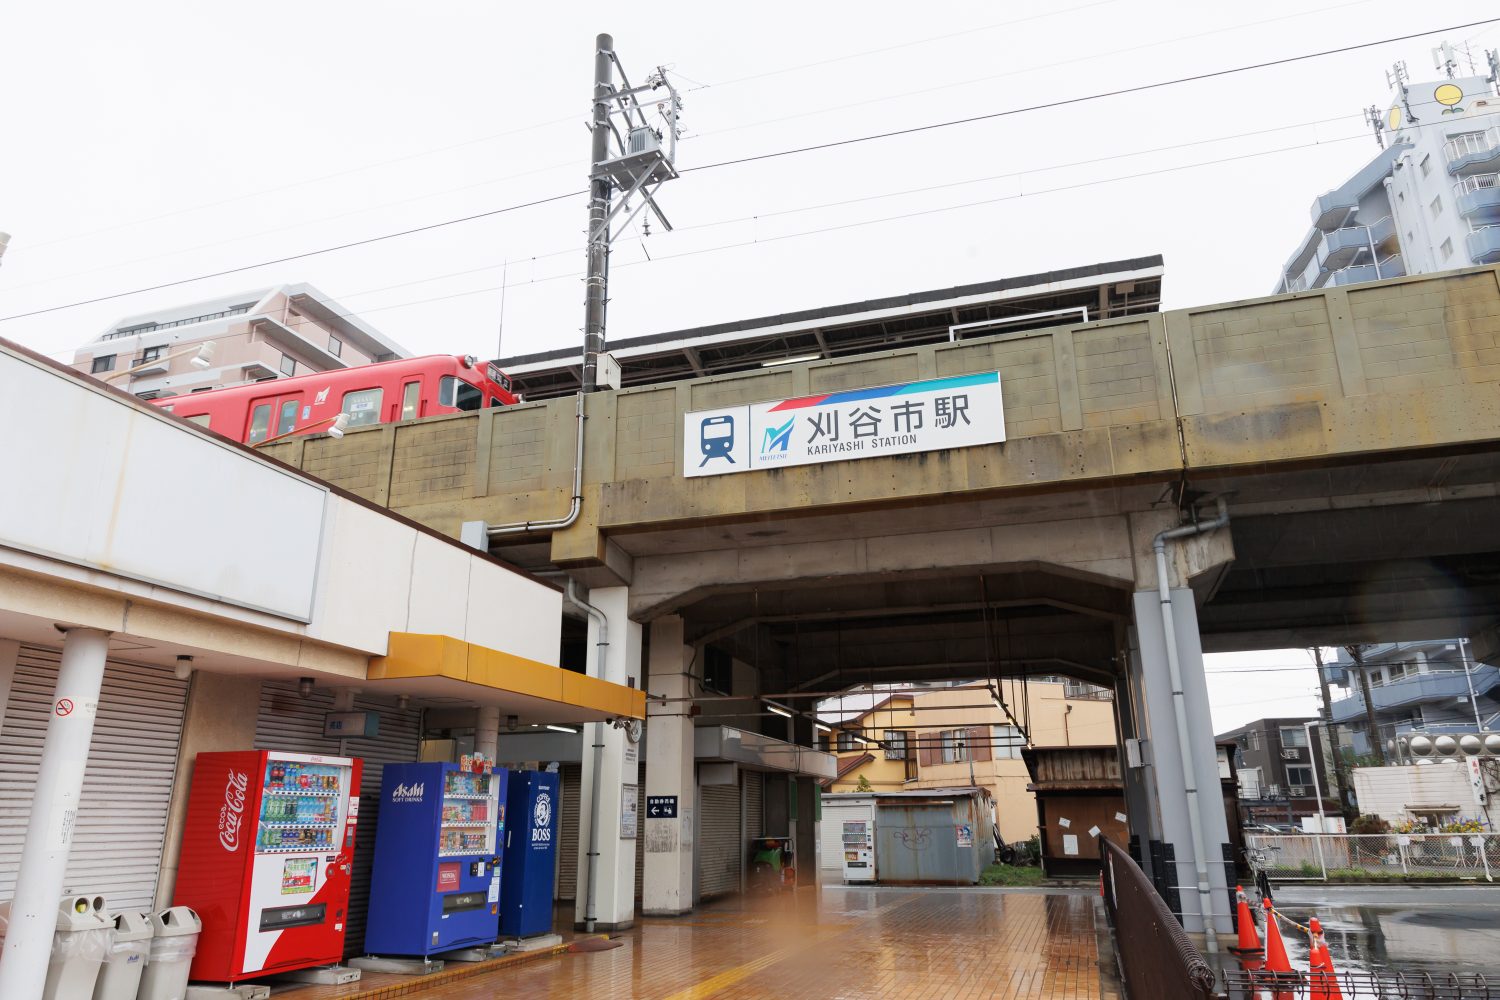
[
  {"xmin": 252, "ymin": 412, "xmax": 349, "ymax": 449},
  {"xmin": 1303, "ymin": 720, "xmax": 1330, "ymax": 832},
  {"xmin": 101, "ymin": 341, "xmax": 217, "ymax": 384}
]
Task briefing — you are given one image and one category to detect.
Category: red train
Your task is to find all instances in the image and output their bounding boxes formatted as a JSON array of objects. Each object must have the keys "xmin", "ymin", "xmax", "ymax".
[{"xmin": 154, "ymin": 354, "xmax": 516, "ymax": 445}]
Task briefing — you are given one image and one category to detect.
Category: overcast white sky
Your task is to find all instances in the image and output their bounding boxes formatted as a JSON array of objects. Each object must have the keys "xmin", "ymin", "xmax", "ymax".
[{"xmin": 2, "ymin": 1, "xmax": 1489, "ymax": 724}]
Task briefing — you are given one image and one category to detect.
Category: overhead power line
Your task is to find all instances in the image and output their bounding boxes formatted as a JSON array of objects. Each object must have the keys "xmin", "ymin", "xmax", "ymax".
[{"xmin": 5, "ymin": 17, "xmax": 1496, "ymax": 325}]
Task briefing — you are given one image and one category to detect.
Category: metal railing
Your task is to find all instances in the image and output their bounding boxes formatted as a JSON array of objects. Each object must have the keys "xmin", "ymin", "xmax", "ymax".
[
  {"xmin": 1455, "ymin": 173, "xmax": 1500, "ymax": 197},
  {"xmin": 1099, "ymin": 837, "xmax": 1220, "ymax": 1000},
  {"xmin": 1246, "ymin": 833, "xmax": 1499, "ymax": 881},
  {"xmin": 1446, "ymin": 128, "xmax": 1500, "ymax": 165},
  {"xmin": 1224, "ymin": 969, "xmax": 1497, "ymax": 998}
]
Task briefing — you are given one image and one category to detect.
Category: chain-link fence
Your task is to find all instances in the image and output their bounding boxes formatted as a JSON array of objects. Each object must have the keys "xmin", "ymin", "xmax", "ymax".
[{"xmin": 1246, "ymin": 833, "xmax": 1500, "ymax": 881}]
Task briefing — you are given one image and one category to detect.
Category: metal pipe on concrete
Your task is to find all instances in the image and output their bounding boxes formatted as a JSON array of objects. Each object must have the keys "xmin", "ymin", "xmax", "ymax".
[
  {"xmin": 1151, "ymin": 498, "xmax": 1229, "ymax": 955},
  {"xmin": 566, "ymin": 580, "xmax": 609, "ymax": 934},
  {"xmin": 0, "ymin": 627, "xmax": 110, "ymax": 1000},
  {"xmin": 488, "ymin": 391, "xmax": 586, "ymax": 538}
]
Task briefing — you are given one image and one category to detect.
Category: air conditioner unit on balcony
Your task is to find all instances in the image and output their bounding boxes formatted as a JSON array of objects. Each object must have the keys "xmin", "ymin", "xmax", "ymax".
[
  {"xmin": 1281, "ymin": 748, "xmax": 1301, "ymax": 759},
  {"xmin": 1289, "ymin": 785, "xmax": 1308, "ymax": 797}
]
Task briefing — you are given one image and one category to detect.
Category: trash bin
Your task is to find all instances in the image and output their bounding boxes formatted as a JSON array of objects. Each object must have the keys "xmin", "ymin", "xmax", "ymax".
[
  {"xmin": 134, "ymin": 906, "xmax": 199, "ymax": 1000},
  {"xmin": 0, "ymin": 895, "xmax": 117, "ymax": 1000},
  {"xmin": 91, "ymin": 910, "xmax": 151, "ymax": 1000}
]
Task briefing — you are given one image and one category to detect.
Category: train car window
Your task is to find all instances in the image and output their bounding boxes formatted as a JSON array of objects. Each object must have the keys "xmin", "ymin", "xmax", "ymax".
[
  {"xmin": 276, "ymin": 400, "xmax": 298, "ymax": 436},
  {"xmin": 247, "ymin": 404, "xmax": 272, "ymax": 444},
  {"xmin": 186, "ymin": 414, "xmax": 212, "ymax": 428},
  {"xmin": 401, "ymin": 381, "xmax": 421, "ymax": 421},
  {"xmin": 438, "ymin": 375, "xmax": 483, "ymax": 412},
  {"xmin": 488, "ymin": 395, "xmax": 504, "ymax": 408},
  {"xmin": 342, "ymin": 387, "xmax": 384, "ymax": 427}
]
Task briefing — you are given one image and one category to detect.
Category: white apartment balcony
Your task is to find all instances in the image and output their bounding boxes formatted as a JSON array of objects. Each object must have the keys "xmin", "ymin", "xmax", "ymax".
[
  {"xmin": 1444, "ymin": 127, "xmax": 1500, "ymax": 176},
  {"xmin": 1327, "ymin": 254, "xmax": 1406, "ymax": 287},
  {"xmin": 1330, "ymin": 664, "xmax": 1500, "ymax": 723},
  {"xmin": 1468, "ymin": 225, "xmax": 1500, "ymax": 265},
  {"xmin": 1454, "ymin": 174, "xmax": 1500, "ymax": 224},
  {"xmin": 1305, "ymin": 217, "xmax": 1398, "ymax": 289}
]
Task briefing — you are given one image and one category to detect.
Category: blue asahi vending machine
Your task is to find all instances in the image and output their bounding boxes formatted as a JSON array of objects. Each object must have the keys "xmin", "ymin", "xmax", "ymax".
[
  {"xmin": 499, "ymin": 769, "xmax": 560, "ymax": 938},
  {"xmin": 364, "ymin": 760, "xmax": 509, "ymax": 956}
]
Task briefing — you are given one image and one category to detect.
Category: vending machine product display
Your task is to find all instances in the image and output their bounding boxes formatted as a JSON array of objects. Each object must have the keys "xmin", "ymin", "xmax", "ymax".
[
  {"xmin": 363, "ymin": 761, "xmax": 509, "ymax": 957},
  {"xmin": 498, "ymin": 769, "xmax": 559, "ymax": 938},
  {"xmin": 841, "ymin": 820, "xmax": 875, "ymax": 883},
  {"xmin": 174, "ymin": 750, "xmax": 362, "ymax": 982}
]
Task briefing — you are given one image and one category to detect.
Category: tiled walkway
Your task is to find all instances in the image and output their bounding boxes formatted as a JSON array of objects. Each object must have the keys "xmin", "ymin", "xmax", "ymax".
[{"xmin": 380, "ymin": 886, "xmax": 1103, "ymax": 1000}]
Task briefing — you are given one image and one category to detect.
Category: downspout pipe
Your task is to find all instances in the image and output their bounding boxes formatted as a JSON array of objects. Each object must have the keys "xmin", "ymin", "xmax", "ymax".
[
  {"xmin": 566, "ymin": 580, "xmax": 608, "ymax": 933},
  {"xmin": 1152, "ymin": 497, "xmax": 1229, "ymax": 955},
  {"xmin": 488, "ymin": 391, "xmax": 586, "ymax": 537}
]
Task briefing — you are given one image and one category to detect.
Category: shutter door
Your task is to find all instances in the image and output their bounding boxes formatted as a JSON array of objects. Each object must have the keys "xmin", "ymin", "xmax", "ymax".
[
  {"xmin": 254, "ymin": 681, "xmax": 421, "ymax": 958},
  {"xmin": 634, "ymin": 758, "xmax": 645, "ymax": 902},
  {"xmin": 697, "ymin": 782, "xmax": 740, "ymax": 899},
  {"xmin": 0, "ymin": 645, "xmax": 188, "ymax": 911},
  {"xmin": 555, "ymin": 763, "xmax": 580, "ymax": 901},
  {"xmin": 743, "ymin": 771, "xmax": 764, "ymax": 839}
]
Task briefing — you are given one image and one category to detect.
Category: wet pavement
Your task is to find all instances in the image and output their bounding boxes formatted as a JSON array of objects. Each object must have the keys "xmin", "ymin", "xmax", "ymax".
[
  {"xmin": 1264, "ymin": 885, "xmax": 1500, "ymax": 980},
  {"xmin": 284, "ymin": 885, "xmax": 1105, "ymax": 1000}
]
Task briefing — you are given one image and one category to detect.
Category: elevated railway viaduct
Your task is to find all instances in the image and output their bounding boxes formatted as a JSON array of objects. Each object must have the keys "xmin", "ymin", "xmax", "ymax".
[{"xmin": 263, "ymin": 264, "xmax": 1500, "ymax": 939}]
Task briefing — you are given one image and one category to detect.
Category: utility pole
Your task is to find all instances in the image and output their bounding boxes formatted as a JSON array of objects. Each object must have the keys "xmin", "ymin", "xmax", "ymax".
[
  {"xmin": 1312, "ymin": 647, "xmax": 1349, "ymax": 814},
  {"xmin": 580, "ymin": 33, "xmax": 682, "ymax": 394},
  {"xmin": 1345, "ymin": 645, "xmax": 1387, "ymax": 765}
]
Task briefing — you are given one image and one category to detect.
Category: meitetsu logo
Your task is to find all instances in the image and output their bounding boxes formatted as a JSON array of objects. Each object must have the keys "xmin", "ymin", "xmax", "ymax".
[
  {"xmin": 532, "ymin": 791, "xmax": 553, "ymax": 844},
  {"xmin": 219, "ymin": 770, "xmax": 248, "ymax": 852},
  {"xmin": 391, "ymin": 782, "xmax": 425, "ymax": 803}
]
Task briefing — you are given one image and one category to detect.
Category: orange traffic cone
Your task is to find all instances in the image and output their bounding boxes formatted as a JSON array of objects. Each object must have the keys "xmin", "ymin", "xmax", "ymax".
[
  {"xmin": 1229, "ymin": 886, "xmax": 1264, "ymax": 957},
  {"xmin": 1308, "ymin": 917, "xmax": 1345, "ymax": 1000},
  {"xmin": 1262, "ymin": 899, "xmax": 1292, "ymax": 973}
]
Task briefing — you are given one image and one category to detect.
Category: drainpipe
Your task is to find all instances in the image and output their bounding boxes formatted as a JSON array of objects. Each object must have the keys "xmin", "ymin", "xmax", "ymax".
[
  {"xmin": 566, "ymin": 580, "xmax": 608, "ymax": 933},
  {"xmin": 1152, "ymin": 497, "xmax": 1229, "ymax": 954},
  {"xmin": 488, "ymin": 391, "xmax": 586, "ymax": 537}
]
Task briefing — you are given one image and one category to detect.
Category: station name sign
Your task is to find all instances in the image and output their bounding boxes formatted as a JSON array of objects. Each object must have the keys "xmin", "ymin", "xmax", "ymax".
[{"xmin": 683, "ymin": 372, "xmax": 1005, "ymax": 478}]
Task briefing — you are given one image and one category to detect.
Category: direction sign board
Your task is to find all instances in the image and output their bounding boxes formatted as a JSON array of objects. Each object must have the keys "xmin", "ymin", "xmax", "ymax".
[
  {"xmin": 646, "ymin": 795, "xmax": 678, "ymax": 819},
  {"xmin": 682, "ymin": 372, "xmax": 1004, "ymax": 478}
]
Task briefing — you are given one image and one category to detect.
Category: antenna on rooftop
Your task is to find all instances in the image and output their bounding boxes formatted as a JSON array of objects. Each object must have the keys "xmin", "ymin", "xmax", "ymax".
[
  {"xmin": 1386, "ymin": 61, "xmax": 1420, "ymax": 124},
  {"xmin": 1363, "ymin": 106, "xmax": 1386, "ymax": 149},
  {"xmin": 1432, "ymin": 42, "xmax": 1459, "ymax": 79},
  {"xmin": 581, "ymin": 33, "xmax": 684, "ymax": 394},
  {"xmin": 1488, "ymin": 48, "xmax": 1500, "ymax": 89}
]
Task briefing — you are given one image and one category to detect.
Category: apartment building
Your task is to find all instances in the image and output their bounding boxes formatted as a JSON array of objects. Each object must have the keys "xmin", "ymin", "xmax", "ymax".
[
  {"xmin": 70, "ymin": 284, "xmax": 409, "ymax": 398},
  {"xmin": 1328, "ymin": 641, "xmax": 1499, "ymax": 758},
  {"xmin": 1216, "ymin": 716, "xmax": 1335, "ymax": 826}
]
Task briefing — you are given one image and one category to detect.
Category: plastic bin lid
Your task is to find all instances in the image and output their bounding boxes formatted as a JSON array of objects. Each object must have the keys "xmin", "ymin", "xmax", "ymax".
[
  {"xmin": 148, "ymin": 906, "xmax": 201, "ymax": 936},
  {"xmin": 56, "ymin": 896, "xmax": 112, "ymax": 932},
  {"xmin": 111, "ymin": 911, "xmax": 153, "ymax": 941}
]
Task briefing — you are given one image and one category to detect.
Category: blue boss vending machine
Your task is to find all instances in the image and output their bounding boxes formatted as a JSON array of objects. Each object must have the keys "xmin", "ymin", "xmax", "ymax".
[
  {"xmin": 364, "ymin": 761, "xmax": 509, "ymax": 956},
  {"xmin": 499, "ymin": 769, "xmax": 560, "ymax": 938}
]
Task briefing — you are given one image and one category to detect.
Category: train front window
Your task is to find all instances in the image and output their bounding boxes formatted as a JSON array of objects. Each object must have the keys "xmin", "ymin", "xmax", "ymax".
[
  {"xmin": 341, "ymin": 388, "xmax": 383, "ymax": 428},
  {"xmin": 247, "ymin": 404, "xmax": 272, "ymax": 444},
  {"xmin": 439, "ymin": 376, "xmax": 483, "ymax": 412}
]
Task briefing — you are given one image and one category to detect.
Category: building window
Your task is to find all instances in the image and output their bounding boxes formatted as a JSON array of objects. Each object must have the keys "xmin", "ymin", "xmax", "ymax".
[
  {"xmin": 1279, "ymin": 726, "xmax": 1308, "ymax": 748},
  {"xmin": 1247, "ymin": 730, "xmax": 1261, "ymax": 751},
  {"xmin": 940, "ymin": 729, "xmax": 970, "ymax": 764},
  {"xmin": 328, "ymin": 335, "xmax": 342, "ymax": 358},
  {"xmin": 140, "ymin": 345, "xmax": 167, "ymax": 362},
  {"xmin": 992, "ymin": 725, "xmax": 1023, "ymax": 760},
  {"xmin": 1286, "ymin": 765, "xmax": 1314, "ymax": 788},
  {"xmin": 280, "ymin": 354, "xmax": 297, "ymax": 377},
  {"xmin": 91, "ymin": 355, "xmax": 116, "ymax": 374},
  {"xmin": 702, "ymin": 646, "xmax": 731, "ymax": 695},
  {"xmin": 883, "ymin": 731, "xmax": 907, "ymax": 761},
  {"xmin": 1430, "ymin": 195, "xmax": 1443, "ymax": 219},
  {"xmin": 1420, "ymin": 154, "xmax": 1431, "ymax": 177},
  {"xmin": 1441, "ymin": 237, "xmax": 1454, "ymax": 261},
  {"xmin": 341, "ymin": 387, "xmax": 383, "ymax": 428},
  {"xmin": 837, "ymin": 730, "xmax": 860, "ymax": 753}
]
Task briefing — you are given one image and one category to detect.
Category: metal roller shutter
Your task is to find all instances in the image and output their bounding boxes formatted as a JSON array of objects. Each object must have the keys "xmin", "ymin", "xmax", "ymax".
[
  {"xmin": 743, "ymin": 771, "xmax": 763, "ymax": 839},
  {"xmin": 254, "ymin": 681, "xmax": 421, "ymax": 958},
  {"xmin": 634, "ymin": 758, "xmax": 645, "ymax": 902},
  {"xmin": 697, "ymin": 783, "xmax": 740, "ymax": 899},
  {"xmin": 0, "ymin": 645, "xmax": 188, "ymax": 911},
  {"xmin": 556, "ymin": 763, "xmax": 580, "ymax": 901}
]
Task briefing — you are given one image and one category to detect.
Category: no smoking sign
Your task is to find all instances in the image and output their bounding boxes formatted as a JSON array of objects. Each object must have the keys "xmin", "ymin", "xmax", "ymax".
[{"xmin": 54, "ymin": 699, "xmax": 74, "ymax": 717}]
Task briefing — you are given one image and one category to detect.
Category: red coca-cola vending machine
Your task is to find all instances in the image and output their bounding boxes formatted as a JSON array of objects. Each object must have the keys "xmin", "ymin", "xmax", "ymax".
[{"xmin": 174, "ymin": 750, "xmax": 362, "ymax": 983}]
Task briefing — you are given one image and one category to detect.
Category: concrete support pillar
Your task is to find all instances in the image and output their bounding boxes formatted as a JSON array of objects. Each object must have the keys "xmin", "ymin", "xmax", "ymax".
[
  {"xmin": 1114, "ymin": 665, "xmax": 1161, "ymax": 867},
  {"xmin": 574, "ymin": 585, "xmax": 641, "ymax": 931},
  {"xmin": 1130, "ymin": 590, "xmax": 1233, "ymax": 940},
  {"xmin": 475, "ymin": 706, "xmax": 500, "ymax": 762},
  {"xmin": 0, "ymin": 637, "xmax": 20, "ymax": 738},
  {"xmin": 787, "ymin": 714, "xmax": 819, "ymax": 887},
  {"xmin": 155, "ymin": 672, "xmax": 263, "ymax": 908},
  {"xmin": 643, "ymin": 616, "xmax": 696, "ymax": 915},
  {"xmin": 0, "ymin": 627, "xmax": 110, "ymax": 1000}
]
